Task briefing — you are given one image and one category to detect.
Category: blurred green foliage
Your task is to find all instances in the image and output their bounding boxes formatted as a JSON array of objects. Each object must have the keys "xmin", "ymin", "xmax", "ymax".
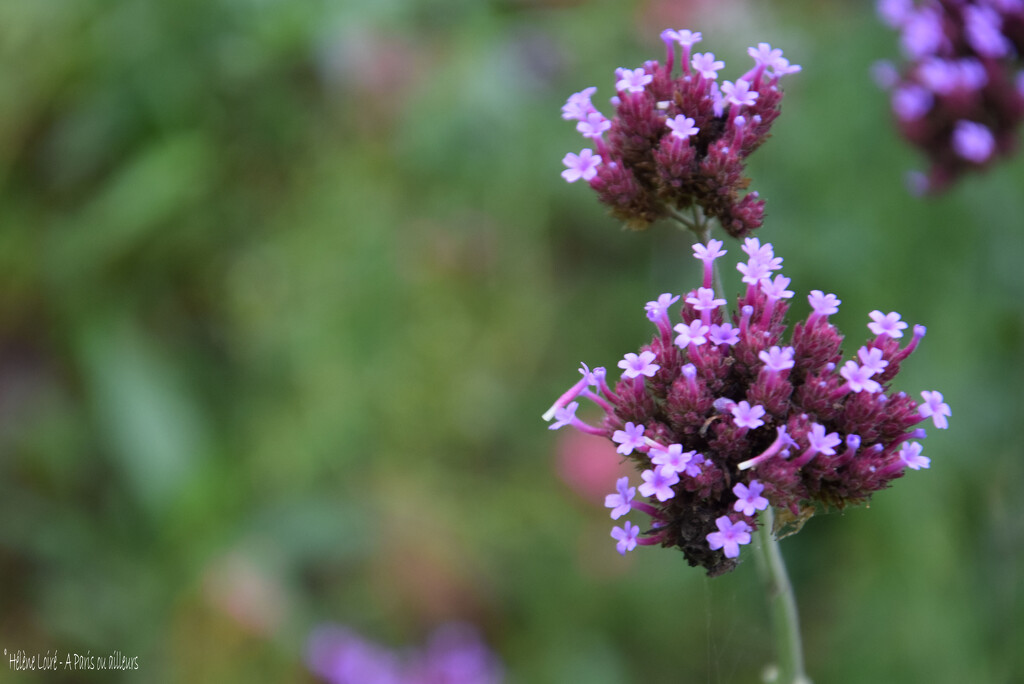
[{"xmin": 1, "ymin": 0, "xmax": 1022, "ymax": 682}]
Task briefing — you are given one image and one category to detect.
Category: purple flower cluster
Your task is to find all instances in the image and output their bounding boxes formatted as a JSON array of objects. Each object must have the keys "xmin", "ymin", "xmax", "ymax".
[
  {"xmin": 877, "ymin": 0, "xmax": 1024, "ymax": 192},
  {"xmin": 561, "ymin": 30, "xmax": 800, "ymax": 236},
  {"xmin": 307, "ymin": 623, "xmax": 503, "ymax": 684},
  {"xmin": 545, "ymin": 239, "xmax": 949, "ymax": 576}
]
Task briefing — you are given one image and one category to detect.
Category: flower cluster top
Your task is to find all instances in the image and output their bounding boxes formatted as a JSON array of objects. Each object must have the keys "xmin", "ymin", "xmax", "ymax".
[
  {"xmin": 561, "ymin": 30, "xmax": 800, "ymax": 236},
  {"xmin": 544, "ymin": 239, "xmax": 949, "ymax": 576},
  {"xmin": 877, "ymin": 0, "xmax": 1024, "ymax": 192}
]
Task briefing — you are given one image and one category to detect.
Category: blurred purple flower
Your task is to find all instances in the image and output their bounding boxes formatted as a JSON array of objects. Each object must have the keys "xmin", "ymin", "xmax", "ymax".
[
  {"xmin": 877, "ymin": 0, "xmax": 1024, "ymax": 191},
  {"xmin": 308, "ymin": 623, "xmax": 502, "ymax": 684}
]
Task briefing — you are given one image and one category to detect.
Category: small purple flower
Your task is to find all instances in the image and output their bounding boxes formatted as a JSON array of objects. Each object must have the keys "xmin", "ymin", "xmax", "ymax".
[
  {"xmin": 663, "ymin": 29, "xmax": 702, "ymax": 48},
  {"xmin": 605, "ymin": 476, "xmax": 636, "ymax": 519},
  {"xmin": 872, "ymin": 59, "xmax": 900, "ymax": 88},
  {"xmin": 706, "ymin": 516, "xmax": 752, "ymax": 559},
  {"xmin": 691, "ymin": 52, "xmax": 725, "ymax": 79},
  {"xmin": 666, "ymin": 114, "xmax": 699, "ymax": 140},
  {"xmin": 612, "ymin": 422, "xmax": 647, "ymax": 455},
  {"xmin": 892, "ymin": 84, "xmax": 933, "ymax": 121},
  {"xmin": 761, "ymin": 274, "xmax": 795, "ymax": 300},
  {"xmin": 731, "ymin": 401, "xmax": 766, "ymax": 429},
  {"xmin": 919, "ymin": 390, "xmax": 951, "ymax": 429},
  {"xmin": 770, "ymin": 57, "xmax": 802, "ymax": 78},
  {"xmin": 650, "ymin": 443, "xmax": 700, "ymax": 475},
  {"xmin": 686, "ymin": 287, "xmax": 727, "ymax": 311},
  {"xmin": 737, "ymin": 259, "xmax": 772, "ymax": 285},
  {"xmin": 965, "ymin": 5, "xmax": 1010, "ymax": 58},
  {"xmin": 899, "ymin": 441, "xmax": 930, "ymax": 470},
  {"xmin": 419, "ymin": 623, "xmax": 504, "ymax": 684},
  {"xmin": 693, "ymin": 239, "xmax": 727, "ymax": 265},
  {"xmin": 808, "ymin": 290, "xmax": 841, "ymax": 316},
  {"xmin": 952, "ymin": 120, "xmax": 995, "ymax": 163},
  {"xmin": 709, "ymin": 322, "xmax": 740, "ymax": 346},
  {"xmin": 673, "ymin": 320, "xmax": 710, "ymax": 348},
  {"xmin": 615, "ymin": 67, "xmax": 653, "ymax": 93},
  {"xmin": 639, "ymin": 465, "xmax": 680, "ymax": 502},
  {"xmin": 645, "ymin": 293, "xmax": 680, "ymax": 322},
  {"xmin": 549, "ymin": 401, "xmax": 580, "ymax": 430},
  {"xmin": 741, "ymin": 237, "xmax": 779, "ymax": 265},
  {"xmin": 618, "ymin": 351, "xmax": 660, "ymax": 379},
  {"xmin": 806, "ymin": 423, "xmax": 842, "ymax": 456},
  {"xmin": 578, "ymin": 362, "xmax": 602, "ymax": 386},
  {"xmin": 748, "ymin": 43, "xmax": 784, "ymax": 70},
  {"xmin": 918, "ymin": 57, "xmax": 959, "ymax": 95},
  {"xmin": 561, "ymin": 149, "xmax": 602, "ymax": 183},
  {"xmin": 952, "ymin": 59, "xmax": 988, "ymax": 91},
  {"xmin": 759, "ymin": 346, "xmax": 795, "ymax": 372},
  {"xmin": 733, "ymin": 480, "xmax": 770, "ymax": 516},
  {"xmin": 857, "ymin": 346, "xmax": 889, "ymax": 376},
  {"xmin": 561, "ymin": 87, "xmax": 597, "ymax": 121},
  {"xmin": 721, "ymin": 79, "xmax": 758, "ymax": 107},
  {"xmin": 868, "ymin": 310, "xmax": 908, "ymax": 338},
  {"xmin": 577, "ymin": 111, "xmax": 612, "ymax": 139},
  {"xmin": 840, "ymin": 360, "xmax": 882, "ymax": 393},
  {"xmin": 902, "ymin": 8, "xmax": 947, "ymax": 59},
  {"xmin": 878, "ymin": 0, "xmax": 913, "ymax": 28},
  {"xmin": 611, "ymin": 521, "xmax": 640, "ymax": 555},
  {"xmin": 684, "ymin": 453, "xmax": 705, "ymax": 478}
]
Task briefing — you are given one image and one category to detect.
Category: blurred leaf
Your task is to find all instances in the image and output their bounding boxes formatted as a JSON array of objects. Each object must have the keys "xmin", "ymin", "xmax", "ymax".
[
  {"xmin": 79, "ymin": 318, "xmax": 209, "ymax": 513},
  {"xmin": 47, "ymin": 132, "xmax": 216, "ymax": 284}
]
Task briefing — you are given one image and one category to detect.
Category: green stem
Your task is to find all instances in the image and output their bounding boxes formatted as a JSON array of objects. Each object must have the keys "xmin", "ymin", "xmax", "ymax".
[{"xmin": 753, "ymin": 508, "xmax": 810, "ymax": 684}]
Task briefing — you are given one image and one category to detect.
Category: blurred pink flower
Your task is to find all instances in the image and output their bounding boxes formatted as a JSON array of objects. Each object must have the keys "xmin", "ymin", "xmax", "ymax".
[{"xmin": 555, "ymin": 429, "xmax": 633, "ymax": 503}]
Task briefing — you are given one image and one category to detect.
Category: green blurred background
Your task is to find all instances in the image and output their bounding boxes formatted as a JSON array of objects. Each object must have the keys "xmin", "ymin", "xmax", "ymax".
[{"xmin": 1, "ymin": 0, "xmax": 1021, "ymax": 681}]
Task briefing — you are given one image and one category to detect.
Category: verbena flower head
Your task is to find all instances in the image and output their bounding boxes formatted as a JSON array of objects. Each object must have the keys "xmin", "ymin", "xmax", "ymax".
[
  {"xmin": 877, "ymin": 0, "xmax": 1024, "ymax": 192},
  {"xmin": 559, "ymin": 30, "xmax": 800, "ymax": 235},
  {"xmin": 544, "ymin": 240, "xmax": 948, "ymax": 576}
]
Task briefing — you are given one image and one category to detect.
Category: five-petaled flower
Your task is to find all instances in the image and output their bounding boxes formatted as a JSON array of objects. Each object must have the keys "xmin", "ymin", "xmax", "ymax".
[
  {"xmin": 605, "ymin": 477, "xmax": 636, "ymax": 519},
  {"xmin": 706, "ymin": 517, "xmax": 753, "ymax": 559},
  {"xmin": 561, "ymin": 149, "xmax": 602, "ymax": 183},
  {"xmin": 733, "ymin": 480, "xmax": 770, "ymax": 516},
  {"xmin": 918, "ymin": 390, "xmax": 951, "ymax": 429},
  {"xmin": 618, "ymin": 351, "xmax": 660, "ymax": 378},
  {"xmin": 612, "ymin": 521, "xmax": 641, "ymax": 555}
]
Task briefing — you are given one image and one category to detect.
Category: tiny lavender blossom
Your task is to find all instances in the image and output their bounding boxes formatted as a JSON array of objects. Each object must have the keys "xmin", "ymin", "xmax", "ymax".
[
  {"xmin": 733, "ymin": 480, "xmax": 770, "ymax": 516},
  {"xmin": 562, "ymin": 149, "xmax": 602, "ymax": 183},
  {"xmin": 559, "ymin": 29, "xmax": 800, "ymax": 235},
  {"xmin": 612, "ymin": 421, "xmax": 647, "ymax": 454},
  {"xmin": 605, "ymin": 477, "xmax": 636, "ymax": 519},
  {"xmin": 612, "ymin": 521, "xmax": 641, "ymax": 555},
  {"xmin": 918, "ymin": 390, "xmax": 951, "ymax": 429},
  {"xmin": 618, "ymin": 351, "xmax": 660, "ymax": 378},
  {"xmin": 706, "ymin": 517, "xmax": 753, "ymax": 559},
  {"xmin": 877, "ymin": 0, "xmax": 1024, "ymax": 191},
  {"xmin": 544, "ymin": 240, "xmax": 949, "ymax": 576}
]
